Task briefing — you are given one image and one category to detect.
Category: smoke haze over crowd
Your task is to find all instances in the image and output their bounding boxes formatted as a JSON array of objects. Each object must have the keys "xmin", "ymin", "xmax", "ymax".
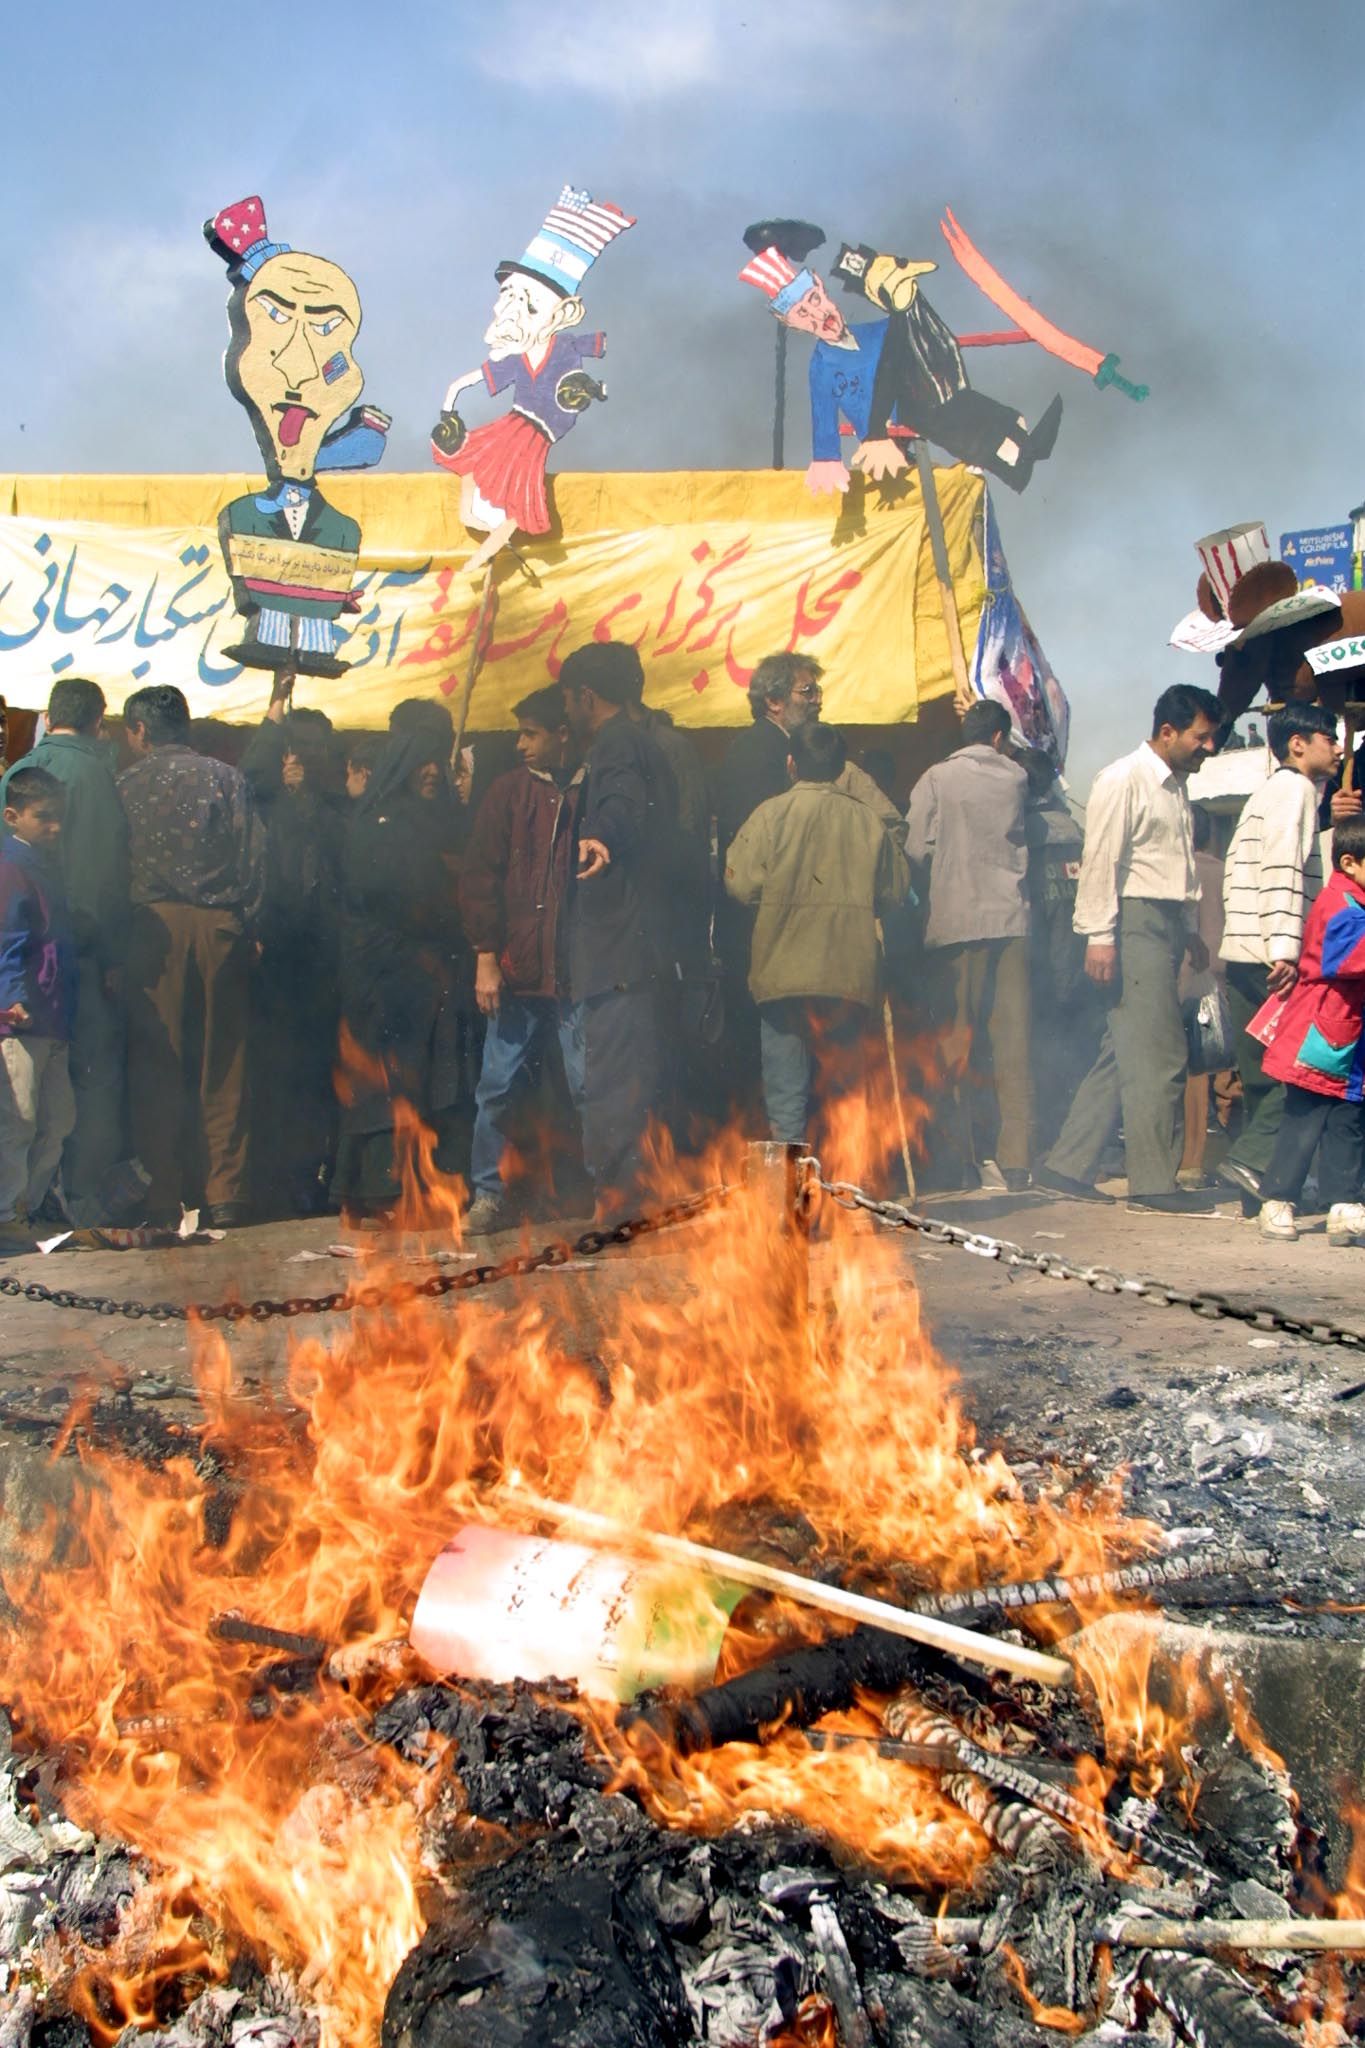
[{"xmin": 2, "ymin": 0, "xmax": 1360, "ymax": 790}]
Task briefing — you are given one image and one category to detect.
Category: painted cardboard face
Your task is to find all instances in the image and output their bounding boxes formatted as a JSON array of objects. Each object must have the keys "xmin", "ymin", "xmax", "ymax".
[
  {"xmin": 781, "ymin": 275, "xmax": 847, "ymax": 345},
  {"xmin": 484, "ymin": 271, "xmax": 584, "ymax": 360},
  {"xmin": 229, "ymin": 251, "xmax": 364, "ymax": 482}
]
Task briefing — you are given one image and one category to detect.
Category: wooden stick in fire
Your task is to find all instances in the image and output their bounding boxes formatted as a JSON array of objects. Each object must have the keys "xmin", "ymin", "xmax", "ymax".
[
  {"xmin": 498, "ymin": 1486, "xmax": 1071, "ymax": 1688},
  {"xmin": 895, "ymin": 1910, "xmax": 1365, "ymax": 1955}
]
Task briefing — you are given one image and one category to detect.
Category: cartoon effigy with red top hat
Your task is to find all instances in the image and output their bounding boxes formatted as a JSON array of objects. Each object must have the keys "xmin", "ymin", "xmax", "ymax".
[
  {"xmin": 204, "ymin": 196, "xmax": 390, "ymax": 681},
  {"xmin": 432, "ymin": 186, "xmax": 635, "ymax": 575}
]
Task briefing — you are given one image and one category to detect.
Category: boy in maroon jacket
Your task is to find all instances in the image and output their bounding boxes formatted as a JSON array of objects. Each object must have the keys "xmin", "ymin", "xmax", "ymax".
[
  {"xmin": 1259, "ymin": 814, "xmax": 1365, "ymax": 1247},
  {"xmin": 458, "ymin": 686, "xmax": 585, "ymax": 1232}
]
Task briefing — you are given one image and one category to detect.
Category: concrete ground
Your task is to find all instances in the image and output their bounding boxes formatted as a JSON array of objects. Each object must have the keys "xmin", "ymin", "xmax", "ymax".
[{"xmin": 0, "ymin": 1176, "xmax": 1360, "ymax": 1409}]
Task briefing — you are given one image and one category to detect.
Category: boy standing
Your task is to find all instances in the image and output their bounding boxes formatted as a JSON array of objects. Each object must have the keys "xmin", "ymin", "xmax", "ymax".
[
  {"xmin": 1217, "ymin": 704, "xmax": 1339, "ymax": 1208},
  {"xmin": 460, "ymin": 685, "xmax": 586, "ymax": 1232},
  {"xmin": 1258, "ymin": 814, "xmax": 1365, "ymax": 1246},
  {"xmin": 0, "ymin": 769, "xmax": 76, "ymax": 1250}
]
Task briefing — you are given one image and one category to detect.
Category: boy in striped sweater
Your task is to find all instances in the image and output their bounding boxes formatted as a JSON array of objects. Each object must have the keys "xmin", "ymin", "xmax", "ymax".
[{"xmin": 1217, "ymin": 704, "xmax": 1340, "ymax": 1208}]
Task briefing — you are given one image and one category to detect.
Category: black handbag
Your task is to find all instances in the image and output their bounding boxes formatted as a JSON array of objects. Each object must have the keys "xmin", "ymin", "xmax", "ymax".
[{"xmin": 1183, "ymin": 982, "xmax": 1234, "ymax": 1075}]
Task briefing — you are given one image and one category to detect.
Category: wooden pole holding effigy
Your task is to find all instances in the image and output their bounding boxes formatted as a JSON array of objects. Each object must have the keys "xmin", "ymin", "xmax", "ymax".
[
  {"xmin": 772, "ymin": 323, "xmax": 788, "ymax": 469},
  {"xmin": 912, "ymin": 437, "xmax": 976, "ymax": 716},
  {"xmin": 450, "ymin": 564, "xmax": 498, "ymax": 768}
]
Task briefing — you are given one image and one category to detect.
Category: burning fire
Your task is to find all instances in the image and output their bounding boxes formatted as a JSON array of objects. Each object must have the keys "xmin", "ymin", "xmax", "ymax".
[{"xmin": 1, "ymin": 1115, "xmax": 1176, "ymax": 2042}]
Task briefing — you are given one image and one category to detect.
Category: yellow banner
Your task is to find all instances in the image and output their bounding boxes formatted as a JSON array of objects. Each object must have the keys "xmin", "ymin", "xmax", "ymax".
[{"xmin": 0, "ymin": 468, "xmax": 985, "ymax": 728}]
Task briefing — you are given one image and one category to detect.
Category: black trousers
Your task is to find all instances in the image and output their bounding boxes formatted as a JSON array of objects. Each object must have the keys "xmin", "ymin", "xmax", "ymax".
[
  {"xmin": 1262, "ymin": 1083, "xmax": 1365, "ymax": 1207},
  {"xmin": 581, "ymin": 986, "xmax": 659, "ymax": 1212}
]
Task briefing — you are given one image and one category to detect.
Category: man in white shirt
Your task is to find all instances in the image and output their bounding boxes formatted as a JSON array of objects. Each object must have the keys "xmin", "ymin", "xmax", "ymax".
[
  {"xmin": 1216, "ymin": 703, "xmax": 1341, "ymax": 1208},
  {"xmin": 1036, "ymin": 685, "xmax": 1222, "ymax": 1212}
]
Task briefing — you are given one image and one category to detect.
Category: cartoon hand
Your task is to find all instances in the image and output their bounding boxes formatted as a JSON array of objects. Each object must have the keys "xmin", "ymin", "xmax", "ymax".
[
  {"xmin": 432, "ymin": 410, "xmax": 468, "ymax": 458},
  {"xmin": 853, "ymin": 438, "xmax": 909, "ymax": 482},
  {"xmin": 805, "ymin": 460, "xmax": 851, "ymax": 497}
]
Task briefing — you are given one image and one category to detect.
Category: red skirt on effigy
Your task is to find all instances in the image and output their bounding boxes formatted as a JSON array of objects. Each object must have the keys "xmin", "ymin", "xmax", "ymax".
[{"xmin": 432, "ymin": 411, "xmax": 551, "ymax": 534}]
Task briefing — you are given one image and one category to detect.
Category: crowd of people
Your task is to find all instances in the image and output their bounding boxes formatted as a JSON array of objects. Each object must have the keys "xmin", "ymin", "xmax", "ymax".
[{"xmin": 2, "ymin": 653, "xmax": 1364, "ymax": 1254}]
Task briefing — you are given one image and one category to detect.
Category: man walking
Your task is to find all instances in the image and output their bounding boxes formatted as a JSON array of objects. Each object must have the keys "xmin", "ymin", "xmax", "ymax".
[
  {"xmin": 561, "ymin": 641, "xmax": 678, "ymax": 1220},
  {"xmin": 460, "ymin": 685, "xmax": 586, "ymax": 1232},
  {"xmin": 725, "ymin": 722, "xmax": 910, "ymax": 1143},
  {"xmin": 1217, "ymin": 703, "xmax": 1339, "ymax": 1210},
  {"xmin": 905, "ymin": 699, "xmax": 1032, "ymax": 1190},
  {"xmin": 1037, "ymin": 685, "xmax": 1222, "ymax": 1212},
  {"xmin": 1, "ymin": 678, "xmax": 130, "ymax": 1222},
  {"xmin": 118, "ymin": 686, "xmax": 265, "ymax": 1227}
]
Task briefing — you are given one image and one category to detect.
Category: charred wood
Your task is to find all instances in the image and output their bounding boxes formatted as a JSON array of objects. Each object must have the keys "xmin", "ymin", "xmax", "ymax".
[
  {"xmin": 900, "ymin": 1545, "xmax": 1274, "ymax": 1621},
  {"xmin": 1137, "ymin": 1949, "xmax": 1302, "ymax": 2046},
  {"xmin": 624, "ymin": 1626, "xmax": 949, "ymax": 1755}
]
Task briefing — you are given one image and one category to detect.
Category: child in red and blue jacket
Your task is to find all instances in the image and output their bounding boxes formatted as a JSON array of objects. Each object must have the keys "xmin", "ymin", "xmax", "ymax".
[{"xmin": 1259, "ymin": 813, "xmax": 1365, "ymax": 1246}]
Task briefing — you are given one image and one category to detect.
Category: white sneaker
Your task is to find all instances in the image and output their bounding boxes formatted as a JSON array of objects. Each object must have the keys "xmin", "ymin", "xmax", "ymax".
[
  {"xmin": 1259, "ymin": 1200, "xmax": 1298, "ymax": 1241},
  {"xmin": 1327, "ymin": 1202, "xmax": 1365, "ymax": 1248},
  {"xmin": 978, "ymin": 1158, "xmax": 1008, "ymax": 1192}
]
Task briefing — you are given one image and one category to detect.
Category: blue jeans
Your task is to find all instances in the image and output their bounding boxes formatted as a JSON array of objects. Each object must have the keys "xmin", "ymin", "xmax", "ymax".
[
  {"xmin": 758, "ymin": 998, "xmax": 869, "ymax": 1143},
  {"xmin": 470, "ymin": 995, "xmax": 585, "ymax": 1198}
]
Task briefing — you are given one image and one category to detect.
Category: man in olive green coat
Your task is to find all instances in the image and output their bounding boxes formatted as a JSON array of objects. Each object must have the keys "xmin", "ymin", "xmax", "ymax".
[{"xmin": 724, "ymin": 721, "xmax": 911, "ymax": 1141}]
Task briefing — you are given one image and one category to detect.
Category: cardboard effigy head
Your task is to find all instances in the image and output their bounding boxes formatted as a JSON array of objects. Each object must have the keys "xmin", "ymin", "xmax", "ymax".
[
  {"xmin": 205, "ymin": 197, "xmax": 366, "ymax": 485},
  {"xmin": 739, "ymin": 220, "xmax": 849, "ymax": 342},
  {"xmin": 484, "ymin": 187, "xmax": 635, "ymax": 360}
]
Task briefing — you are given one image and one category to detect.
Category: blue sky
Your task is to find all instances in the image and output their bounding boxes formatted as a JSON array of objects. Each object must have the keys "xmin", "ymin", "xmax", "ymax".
[{"xmin": 3, "ymin": 0, "xmax": 1361, "ymax": 789}]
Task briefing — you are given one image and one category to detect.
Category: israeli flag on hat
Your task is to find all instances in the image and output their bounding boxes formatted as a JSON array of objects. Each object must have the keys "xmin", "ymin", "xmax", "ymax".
[{"xmin": 515, "ymin": 186, "xmax": 636, "ymax": 295}]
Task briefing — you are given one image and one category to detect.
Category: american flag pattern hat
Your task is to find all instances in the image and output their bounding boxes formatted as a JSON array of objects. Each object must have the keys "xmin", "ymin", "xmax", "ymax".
[
  {"xmin": 739, "ymin": 245, "xmax": 815, "ymax": 317},
  {"xmin": 501, "ymin": 186, "xmax": 636, "ymax": 297},
  {"xmin": 206, "ymin": 196, "xmax": 292, "ymax": 282}
]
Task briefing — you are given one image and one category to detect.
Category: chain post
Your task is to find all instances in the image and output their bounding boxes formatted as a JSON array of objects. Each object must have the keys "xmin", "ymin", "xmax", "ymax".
[{"xmin": 746, "ymin": 1141, "xmax": 811, "ymax": 1330}]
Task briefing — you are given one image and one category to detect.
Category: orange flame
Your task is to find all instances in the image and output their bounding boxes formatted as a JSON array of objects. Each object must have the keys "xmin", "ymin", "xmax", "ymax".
[{"xmin": 1, "ymin": 1114, "xmax": 1169, "ymax": 2040}]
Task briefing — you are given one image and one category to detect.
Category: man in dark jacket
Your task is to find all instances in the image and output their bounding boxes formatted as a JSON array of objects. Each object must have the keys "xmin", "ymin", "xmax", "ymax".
[
  {"xmin": 240, "ymin": 701, "xmax": 345, "ymax": 1215},
  {"xmin": 459, "ymin": 685, "xmax": 585, "ymax": 1232},
  {"xmin": 118, "ymin": 685, "xmax": 265, "ymax": 1227},
  {"xmin": 2, "ymin": 677, "xmax": 129, "ymax": 1222},
  {"xmin": 561, "ymin": 641, "xmax": 679, "ymax": 1218}
]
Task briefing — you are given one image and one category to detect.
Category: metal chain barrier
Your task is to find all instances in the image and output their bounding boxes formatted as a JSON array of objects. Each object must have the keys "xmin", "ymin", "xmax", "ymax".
[
  {"xmin": 0, "ymin": 1185, "xmax": 735, "ymax": 1326},
  {"xmin": 799, "ymin": 1156, "xmax": 1365, "ymax": 1366}
]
